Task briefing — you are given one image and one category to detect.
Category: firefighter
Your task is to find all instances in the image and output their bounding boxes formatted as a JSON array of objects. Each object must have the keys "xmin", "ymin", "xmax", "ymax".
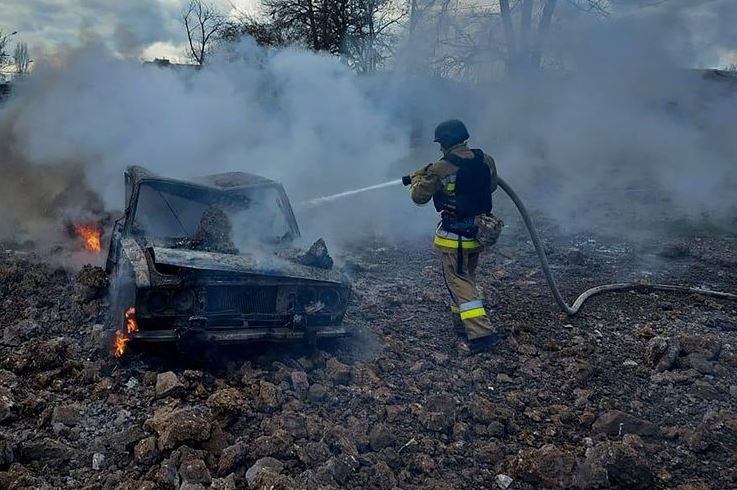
[{"xmin": 402, "ymin": 119, "xmax": 501, "ymax": 353}]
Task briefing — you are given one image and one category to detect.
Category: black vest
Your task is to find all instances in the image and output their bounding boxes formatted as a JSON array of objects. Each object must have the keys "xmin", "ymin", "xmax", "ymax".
[{"xmin": 433, "ymin": 149, "xmax": 493, "ymax": 220}]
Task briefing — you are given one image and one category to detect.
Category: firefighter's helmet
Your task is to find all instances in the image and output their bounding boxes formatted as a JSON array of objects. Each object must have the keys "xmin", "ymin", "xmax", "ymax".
[{"xmin": 433, "ymin": 119, "xmax": 470, "ymax": 147}]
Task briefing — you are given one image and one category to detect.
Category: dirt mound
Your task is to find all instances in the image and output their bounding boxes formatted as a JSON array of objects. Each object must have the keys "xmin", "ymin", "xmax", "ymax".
[
  {"xmin": 0, "ymin": 222, "xmax": 736, "ymax": 489},
  {"xmin": 184, "ymin": 206, "xmax": 239, "ymax": 255}
]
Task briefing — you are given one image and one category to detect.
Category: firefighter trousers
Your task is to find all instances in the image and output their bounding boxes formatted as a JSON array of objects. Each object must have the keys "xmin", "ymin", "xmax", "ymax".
[{"xmin": 439, "ymin": 247, "xmax": 495, "ymax": 341}]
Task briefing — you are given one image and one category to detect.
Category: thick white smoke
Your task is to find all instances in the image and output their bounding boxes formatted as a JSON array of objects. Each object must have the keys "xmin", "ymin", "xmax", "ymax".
[
  {"xmin": 469, "ymin": 8, "xmax": 737, "ymax": 236},
  {"xmin": 0, "ymin": 39, "xmax": 419, "ymax": 251},
  {"xmin": 1, "ymin": 2, "xmax": 737, "ymax": 257}
]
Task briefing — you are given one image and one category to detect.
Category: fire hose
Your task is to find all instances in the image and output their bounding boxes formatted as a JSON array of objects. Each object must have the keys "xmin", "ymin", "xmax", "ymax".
[
  {"xmin": 496, "ymin": 176, "xmax": 737, "ymax": 315},
  {"xmin": 400, "ymin": 174, "xmax": 737, "ymax": 315}
]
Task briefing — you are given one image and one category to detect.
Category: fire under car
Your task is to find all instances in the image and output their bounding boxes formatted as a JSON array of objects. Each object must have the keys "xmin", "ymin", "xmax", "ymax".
[{"xmin": 105, "ymin": 166, "xmax": 351, "ymax": 352}]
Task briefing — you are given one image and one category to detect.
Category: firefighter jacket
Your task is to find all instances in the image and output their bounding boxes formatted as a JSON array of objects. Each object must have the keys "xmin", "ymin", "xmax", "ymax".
[{"xmin": 410, "ymin": 143, "xmax": 498, "ymax": 251}]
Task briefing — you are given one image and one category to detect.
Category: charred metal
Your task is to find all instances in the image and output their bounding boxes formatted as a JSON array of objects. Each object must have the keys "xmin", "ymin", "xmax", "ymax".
[{"xmin": 106, "ymin": 166, "xmax": 351, "ymax": 351}]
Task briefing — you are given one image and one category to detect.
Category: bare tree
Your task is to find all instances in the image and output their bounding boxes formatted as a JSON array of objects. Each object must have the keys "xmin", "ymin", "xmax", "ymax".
[
  {"xmin": 0, "ymin": 31, "xmax": 17, "ymax": 67},
  {"xmin": 499, "ymin": 0, "xmax": 609, "ymax": 75},
  {"xmin": 413, "ymin": 0, "xmax": 610, "ymax": 81},
  {"xmin": 219, "ymin": 16, "xmax": 286, "ymax": 47},
  {"xmin": 260, "ymin": 0, "xmax": 354, "ymax": 54},
  {"xmin": 223, "ymin": 0, "xmax": 403, "ymax": 70},
  {"xmin": 182, "ymin": 0, "xmax": 224, "ymax": 65},
  {"xmin": 13, "ymin": 42, "xmax": 30, "ymax": 74},
  {"xmin": 343, "ymin": 0, "xmax": 407, "ymax": 72}
]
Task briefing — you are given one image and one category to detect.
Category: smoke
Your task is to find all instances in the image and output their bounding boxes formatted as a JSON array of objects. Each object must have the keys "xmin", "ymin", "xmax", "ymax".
[
  {"xmin": 1, "ymin": 1, "xmax": 737, "ymax": 259},
  {"xmin": 0, "ymin": 104, "xmax": 106, "ymax": 246},
  {"xmin": 471, "ymin": 4, "xmax": 737, "ymax": 236},
  {"xmin": 0, "ymin": 39, "xmax": 415, "ymax": 252}
]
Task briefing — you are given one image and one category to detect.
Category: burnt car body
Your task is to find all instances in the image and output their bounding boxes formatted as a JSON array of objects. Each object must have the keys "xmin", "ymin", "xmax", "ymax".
[{"xmin": 105, "ymin": 166, "xmax": 351, "ymax": 347}]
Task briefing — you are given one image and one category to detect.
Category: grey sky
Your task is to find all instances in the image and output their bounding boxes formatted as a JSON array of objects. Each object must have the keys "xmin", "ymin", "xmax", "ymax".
[
  {"xmin": 1, "ymin": 0, "xmax": 735, "ymax": 66},
  {"xmin": 1, "ymin": 0, "xmax": 255, "ymax": 61}
]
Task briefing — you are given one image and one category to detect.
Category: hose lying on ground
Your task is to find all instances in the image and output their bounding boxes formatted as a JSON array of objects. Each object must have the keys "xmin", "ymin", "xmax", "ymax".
[{"xmin": 496, "ymin": 177, "xmax": 737, "ymax": 316}]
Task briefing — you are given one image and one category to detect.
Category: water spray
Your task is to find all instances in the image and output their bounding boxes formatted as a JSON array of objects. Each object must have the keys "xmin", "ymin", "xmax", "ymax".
[
  {"xmin": 298, "ymin": 179, "xmax": 403, "ymax": 209},
  {"xmin": 300, "ymin": 173, "xmax": 737, "ymax": 315}
]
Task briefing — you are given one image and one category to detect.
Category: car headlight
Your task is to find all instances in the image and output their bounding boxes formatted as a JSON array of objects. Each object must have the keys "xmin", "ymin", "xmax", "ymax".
[
  {"xmin": 319, "ymin": 289, "xmax": 341, "ymax": 309},
  {"xmin": 298, "ymin": 287, "xmax": 318, "ymax": 308},
  {"xmin": 147, "ymin": 290, "xmax": 170, "ymax": 313},
  {"xmin": 171, "ymin": 289, "xmax": 195, "ymax": 313}
]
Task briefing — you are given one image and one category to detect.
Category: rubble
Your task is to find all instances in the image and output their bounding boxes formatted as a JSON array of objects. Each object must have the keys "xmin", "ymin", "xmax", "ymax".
[
  {"xmin": 495, "ymin": 474, "xmax": 513, "ymax": 489},
  {"xmin": 51, "ymin": 404, "xmax": 83, "ymax": 427},
  {"xmin": 592, "ymin": 410, "xmax": 659, "ymax": 436},
  {"xmin": 154, "ymin": 371, "xmax": 185, "ymax": 399},
  {"xmin": 74, "ymin": 265, "xmax": 108, "ymax": 301},
  {"xmin": 218, "ymin": 441, "xmax": 247, "ymax": 474},
  {"xmin": 179, "ymin": 458, "xmax": 212, "ymax": 486},
  {"xmin": 325, "ymin": 357, "xmax": 352, "ymax": 384},
  {"xmin": 245, "ymin": 457, "xmax": 284, "ymax": 487},
  {"xmin": 290, "ymin": 370, "xmax": 309, "ymax": 397},
  {"xmin": 368, "ymin": 423, "xmax": 396, "ymax": 450},
  {"xmin": 296, "ymin": 238, "xmax": 334, "ymax": 269},
  {"xmin": 585, "ymin": 439, "xmax": 655, "ymax": 489},
  {"xmin": 0, "ymin": 221, "xmax": 735, "ymax": 488},
  {"xmin": 133, "ymin": 436, "xmax": 160, "ymax": 465},
  {"xmin": 91, "ymin": 452, "xmax": 105, "ymax": 470},
  {"xmin": 647, "ymin": 335, "xmax": 681, "ymax": 371},
  {"xmin": 510, "ymin": 444, "xmax": 580, "ymax": 488},
  {"xmin": 144, "ymin": 406, "xmax": 213, "ymax": 450},
  {"xmin": 186, "ymin": 205, "xmax": 239, "ymax": 255}
]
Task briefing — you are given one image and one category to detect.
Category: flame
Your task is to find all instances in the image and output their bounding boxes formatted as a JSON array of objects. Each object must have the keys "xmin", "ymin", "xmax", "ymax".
[
  {"xmin": 113, "ymin": 331, "xmax": 128, "ymax": 358},
  {"xmin": 114, "ymin": 307, "xmax": 138, "ymax": 358},
  {"xmin": 74, "ymin": 224, "xmax": 102, "ymax": 253},
  {"xmin": 126, "ymin": 307, "xmax": 139, "ymax": 334}
]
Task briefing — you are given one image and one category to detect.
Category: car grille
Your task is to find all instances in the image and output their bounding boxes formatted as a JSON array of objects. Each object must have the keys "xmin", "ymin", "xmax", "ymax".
[{"xmin": 205, "ymin": 286, "xmax": 278, "ymax": 314}]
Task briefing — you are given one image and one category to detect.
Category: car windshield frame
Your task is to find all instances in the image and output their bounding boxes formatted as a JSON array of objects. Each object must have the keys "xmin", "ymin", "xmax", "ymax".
[{"xmin": 126, "ymin": 178, "xmax": 299, "ymax": 245}]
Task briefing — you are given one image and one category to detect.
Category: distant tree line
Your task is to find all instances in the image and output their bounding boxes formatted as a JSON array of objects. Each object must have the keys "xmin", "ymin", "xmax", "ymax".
[
  {"xmin": 182, "ymin": 0, "xmax": 680, "ymax": 82},
  {"xmin": 183, "ymin": 0, "xmax": 405, "ymax": 73}
]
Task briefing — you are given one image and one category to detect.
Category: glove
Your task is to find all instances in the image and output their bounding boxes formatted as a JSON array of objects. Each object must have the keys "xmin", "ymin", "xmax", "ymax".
[{"xmin": 401, "ymin": 175, "xmax": 412, "ymax": 186}]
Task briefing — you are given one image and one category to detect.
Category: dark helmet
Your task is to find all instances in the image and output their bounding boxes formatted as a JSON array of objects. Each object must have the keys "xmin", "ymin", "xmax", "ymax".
[{"xmin": 433, "ymin": 119, "xmax": 470, "ymax": 147}]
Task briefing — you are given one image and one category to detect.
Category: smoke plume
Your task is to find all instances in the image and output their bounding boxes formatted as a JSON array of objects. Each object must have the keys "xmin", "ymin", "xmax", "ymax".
[{"xmin": 1, "ymin": 2, "xmax": 736, "ymax": 258}]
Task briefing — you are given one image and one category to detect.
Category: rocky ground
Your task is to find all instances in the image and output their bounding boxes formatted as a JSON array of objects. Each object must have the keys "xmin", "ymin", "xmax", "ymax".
[{"xmin": 0, "ymin": 217, "xmax": 736, "ymax": 489}]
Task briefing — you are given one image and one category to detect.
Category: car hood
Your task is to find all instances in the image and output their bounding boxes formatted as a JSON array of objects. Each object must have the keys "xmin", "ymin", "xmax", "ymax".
[{"xmin": 151, "ymin": 246, "xmax": 347, "ymax": 284}]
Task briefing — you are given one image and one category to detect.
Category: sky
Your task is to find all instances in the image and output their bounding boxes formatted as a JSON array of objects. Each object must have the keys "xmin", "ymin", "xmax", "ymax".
[
  {"xmin": 1, "ymin": 0, "xmax": 736, "ymax": 67},
  {"xmin": 1, "ymin": 0, "xmax": 257, "ymax": 63}
]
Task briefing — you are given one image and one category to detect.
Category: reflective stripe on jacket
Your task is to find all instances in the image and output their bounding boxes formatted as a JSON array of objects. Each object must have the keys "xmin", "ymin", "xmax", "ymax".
[{"xmin": 433, "ymin": 226, "xmax": 482, "ymax": 250}]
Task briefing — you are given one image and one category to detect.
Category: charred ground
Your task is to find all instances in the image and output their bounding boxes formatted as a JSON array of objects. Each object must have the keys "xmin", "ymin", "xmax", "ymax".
[{"xmin": 0, "ymin": 215, "xmax": 735, "ymax": 489}]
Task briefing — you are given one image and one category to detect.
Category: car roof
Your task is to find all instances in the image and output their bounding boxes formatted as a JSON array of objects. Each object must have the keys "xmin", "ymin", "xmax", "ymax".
[{"xmin": 127, "ymin": 165, "xmax": 280, "ymax": 192}]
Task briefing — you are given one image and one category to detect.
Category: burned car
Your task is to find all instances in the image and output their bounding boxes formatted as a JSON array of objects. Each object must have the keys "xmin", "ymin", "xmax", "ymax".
[{"xmin": 105, "ymin": 166, "xmax": 351, "ymax": 353}]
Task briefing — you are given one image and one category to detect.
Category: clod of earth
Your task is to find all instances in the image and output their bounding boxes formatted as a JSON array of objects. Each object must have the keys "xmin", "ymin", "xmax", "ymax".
[
  {"xmin": 144, "ymin": 406, "xmax": 213, "ymax": 451},
  {"xmin": 184, "ymin": 205, "xmax": 239, "ymax": 255},
  {"xmin": 592, "ymin": 410, "xmax": 660, "ymax": 437},
  {"xmin": 296, "ymin": 238, "xmax": 334, "ymax": 269},
  {"xmin": 154, "ymin": 371, "xmax": 185, "ymax": 399},
  {"xmin": 0, "ymin": 216, "xmax": 736, "ymax": 488}
]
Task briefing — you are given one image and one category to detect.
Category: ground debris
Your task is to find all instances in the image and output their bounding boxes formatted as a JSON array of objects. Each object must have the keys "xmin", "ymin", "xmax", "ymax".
[
  {"xmin": 296, "ymin": 238, "xmax": 334, "ymax": 269},
  {"xmin": 180, "ymin": 205, "xmax": 239, "ymax": 255},
  {"xmin": 154, "ymin": 371, "xmax": 185, "ymax": 399},
  {"xmin": 647, "ymin": 336, "xmax": 681, "ymax": 371},
  {"xmin": 0, "ymin": 226, "xmax": 735, "ymax": 488}
]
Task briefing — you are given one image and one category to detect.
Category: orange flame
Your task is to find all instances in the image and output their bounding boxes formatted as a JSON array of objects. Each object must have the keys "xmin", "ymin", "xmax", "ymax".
[
  {"xmin": 114, "ymin": 307, "xmax": 138, "ymax": 358},
  {"xmin": 74, "ymin": 224, "xmax": 102, "ymax": 253},
  {"xmin": 126, "ymin": 307, "xmax": 139, "ymax": 334}
]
